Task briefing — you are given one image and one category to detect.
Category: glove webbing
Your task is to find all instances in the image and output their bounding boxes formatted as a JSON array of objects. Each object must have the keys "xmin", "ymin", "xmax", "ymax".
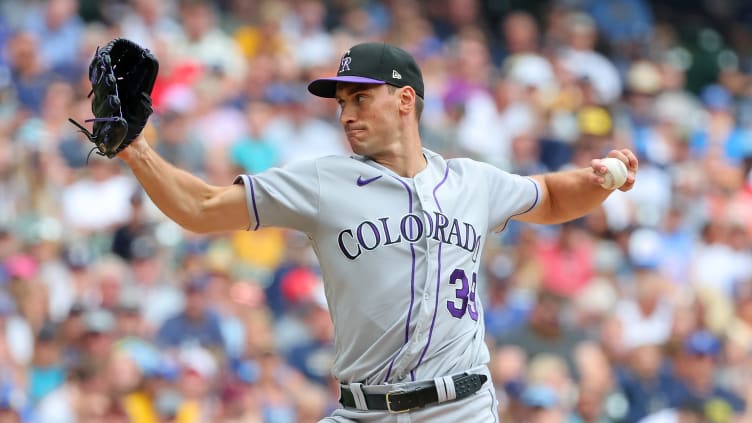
[{"xmin": 68, "ymin": 45, "xmax": 127, "ymax": 162}]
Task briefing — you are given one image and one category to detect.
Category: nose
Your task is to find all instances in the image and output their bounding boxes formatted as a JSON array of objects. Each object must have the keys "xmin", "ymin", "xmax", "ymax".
[{"xmin": 339, "ymin": 103, "xmax": 355, "ymax": 126}]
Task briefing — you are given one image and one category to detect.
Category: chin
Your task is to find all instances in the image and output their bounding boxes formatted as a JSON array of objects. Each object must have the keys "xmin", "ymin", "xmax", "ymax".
[
  {"xmin": 350, "ymin": 146, "xmax": 368, "ymax": 156},
  {"xmin": 348, "ymin": 139, "xmax": 368, "ymax": 155}
]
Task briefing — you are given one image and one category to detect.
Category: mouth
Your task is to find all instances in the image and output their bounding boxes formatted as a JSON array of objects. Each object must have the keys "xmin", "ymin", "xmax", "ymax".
[{"xmin": 345, "ymin": 128, "xmax": 365, "ymax": 138}]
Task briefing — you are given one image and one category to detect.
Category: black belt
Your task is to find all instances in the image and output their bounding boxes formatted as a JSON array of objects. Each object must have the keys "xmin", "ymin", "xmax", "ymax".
[{"xmin": 339, "ymin": 373, "xmax": 488, "ymax": 413}]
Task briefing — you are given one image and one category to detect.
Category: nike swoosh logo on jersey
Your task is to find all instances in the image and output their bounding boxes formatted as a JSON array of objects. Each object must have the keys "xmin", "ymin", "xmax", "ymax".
[{"xmin": 356, "ymin": 175, "xmax": 382, "ymax": 186}]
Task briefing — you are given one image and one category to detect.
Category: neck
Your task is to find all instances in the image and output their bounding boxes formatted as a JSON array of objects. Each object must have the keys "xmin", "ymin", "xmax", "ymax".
[{"xmin": 371, "ymin": 125, "xmax": 426, "ymax": 177}]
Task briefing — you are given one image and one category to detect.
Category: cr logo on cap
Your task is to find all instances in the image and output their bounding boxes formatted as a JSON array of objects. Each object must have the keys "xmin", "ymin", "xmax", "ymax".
[{"xmin": 339, "ymin": 56, "xmax": 352, "ymax": 73}]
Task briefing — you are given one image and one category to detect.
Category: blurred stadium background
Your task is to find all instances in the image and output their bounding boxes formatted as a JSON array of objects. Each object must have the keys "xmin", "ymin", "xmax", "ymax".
[{"xmin": 0, "ymin": 0, "xmax": 751, "ymax": 422}]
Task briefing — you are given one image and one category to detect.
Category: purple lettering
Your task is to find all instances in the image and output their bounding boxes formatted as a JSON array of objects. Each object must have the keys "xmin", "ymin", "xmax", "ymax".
[
  {"xmin": 421, "ymin": 210, "xmax": 434, "ymax": 239},
  {"xmin": 433, "ymin": 212, "xmax": 450, "ymax": 242},
  {"xmin": 468, "ymin": 272, "xmax": 479, "ymax": 321},
  {"xmin": 379, "ymin": 217, "xmax": 402, "ymax": 246},
  {"xmin": 447, "ymin": 268, "xmax": 469, "ymax": 318},
  {"xmin": 401, "ymin": 214, "xmax": 423, "ymax": 243},
  {"xmin": 356, "ymin": 221, "xmax": 381, "ymax": 251},
  {"xmin": 471, "ymin": 235, "xmax": 482, "ymax": 262},
  {"xmin": 338, "ymin": 229, "xmax": 361, "ymax": 260},
  {"xmin": 462, "ymin": 223, "xmax": 475, "ymax": 251},
  {"xmin": 447, "ymin": 218, "xmax": 462, "ymax": 247}
]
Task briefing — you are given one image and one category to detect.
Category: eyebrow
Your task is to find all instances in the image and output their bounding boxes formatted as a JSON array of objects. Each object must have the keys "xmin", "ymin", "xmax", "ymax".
[{"xmin": 335, "ymin": 84, "xmax": 375, "ymax": 101}]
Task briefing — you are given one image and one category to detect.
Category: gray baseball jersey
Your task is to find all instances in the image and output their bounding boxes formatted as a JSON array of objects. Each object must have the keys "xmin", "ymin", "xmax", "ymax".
[{"xmin": 234, "ymin": 148, "xmax": 539, "ymax": 386}]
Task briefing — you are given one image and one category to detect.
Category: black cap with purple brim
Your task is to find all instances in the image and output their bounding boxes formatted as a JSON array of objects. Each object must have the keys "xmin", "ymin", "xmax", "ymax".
[{"xmin": 307, "ymin": 42, "xmax": 424, "ymax": 99}]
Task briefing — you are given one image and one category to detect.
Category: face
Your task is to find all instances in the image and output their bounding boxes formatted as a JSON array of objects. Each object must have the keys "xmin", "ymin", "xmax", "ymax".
[
  {"xmin": 629, "ymin": 345, "xmax": 662, "ymax": 378},
  {"xmin": 181, "ymin": 4, "xmax": 213, "ymax": 40},
  {"xmin": 335, "ymin": 83, "xmax": 402, "ymax": 158},
  {"xmin": 685, "ymin": 351, "xmax": 716, "ymax": 379}
]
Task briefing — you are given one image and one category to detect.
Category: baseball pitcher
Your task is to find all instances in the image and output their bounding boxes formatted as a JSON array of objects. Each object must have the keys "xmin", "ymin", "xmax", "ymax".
[{"xmin": 74, "ymin": 40, "xmax": 638, "ymax": 422}]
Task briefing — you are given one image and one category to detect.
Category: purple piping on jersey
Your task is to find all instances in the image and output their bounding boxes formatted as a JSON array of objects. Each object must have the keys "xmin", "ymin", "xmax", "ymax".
[
  {"xmin": 414, "ymin": 160, "xmax": 450, "ymax": 376},
  {"xmin": 247, "ymin": 175, "xmax": 261, "ymax": 231},
  {"xmin": 414, "ymin": 242, "xmax": 442, "ymax": 376},
  {"xmin": 496, "ymin": 177, "xmax": 540, "ymax": 233},
  {"xmin": 432, "ymin": 161, "xmax": 450, "ymax": 213},
  {"xmin": 385, "ymin": 176, "xmax": 417, "ymax": 382}
]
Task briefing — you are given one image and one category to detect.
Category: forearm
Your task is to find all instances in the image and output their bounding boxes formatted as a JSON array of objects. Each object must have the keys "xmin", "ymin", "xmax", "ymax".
[
  {"xmin": 119, "ymin": 135, "xmax": 224, "ymax": 232},
  {"xmin": 529, "ymin": 168, "xmax": 612, "ymax": 224},
  {"xmin": 516, "ymin": 150, "xmax": 637, "ymax": 225}
]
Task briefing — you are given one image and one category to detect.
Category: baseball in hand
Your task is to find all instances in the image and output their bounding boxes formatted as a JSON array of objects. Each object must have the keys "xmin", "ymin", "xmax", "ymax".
[{"xmin": 599, "ymin": 157, "xmax": 628, "ymax": 190}]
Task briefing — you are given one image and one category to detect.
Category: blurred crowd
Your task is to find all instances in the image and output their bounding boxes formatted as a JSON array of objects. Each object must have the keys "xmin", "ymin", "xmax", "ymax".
[{"xmin": 1, "ymin": 0, "xmax": 752, "ymax": 422}]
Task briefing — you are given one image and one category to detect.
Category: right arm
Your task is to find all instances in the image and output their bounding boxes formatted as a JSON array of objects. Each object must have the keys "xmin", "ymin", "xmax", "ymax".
[{"xmin": 119, "ymin": 135, "xmax": 250, "ymax": 233}]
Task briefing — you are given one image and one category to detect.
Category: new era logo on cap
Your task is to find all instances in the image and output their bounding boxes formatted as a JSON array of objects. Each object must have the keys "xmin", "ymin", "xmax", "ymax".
[{"xmin": 307, "ymin": 42, "xmax": 424, "ymax": 99}]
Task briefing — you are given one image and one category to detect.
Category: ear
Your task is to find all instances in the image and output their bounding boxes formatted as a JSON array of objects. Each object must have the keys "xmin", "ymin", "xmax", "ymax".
[{"xmin": 397, "ymin": 86, "xmax": 417, "ymax": 116}]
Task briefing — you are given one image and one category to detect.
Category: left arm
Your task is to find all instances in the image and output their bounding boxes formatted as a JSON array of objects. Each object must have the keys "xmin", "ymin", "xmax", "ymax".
[{"xmin": 515, "ymin": 149, "xmax": 638, "ymax": 225}]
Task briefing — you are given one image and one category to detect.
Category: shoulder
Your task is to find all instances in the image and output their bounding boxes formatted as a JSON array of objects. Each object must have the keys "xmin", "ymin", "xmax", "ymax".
[
  {"xmin": 424, "ymin": 150, "xmax": 493, "ymax": 174},
  {"xmin": 313, "ymin": 154, "xmax": 362, "ymax": 166},
  {"xmin": 244, "ymin": 155, "xmax": 359, "ymax": 178},
  {"xmin": 445, "ymin": 155, "xmax": 515, "ymax": 177},
  {"xmin": 279, "ymin": 154, "xmax": 367, "ymax": 169}
]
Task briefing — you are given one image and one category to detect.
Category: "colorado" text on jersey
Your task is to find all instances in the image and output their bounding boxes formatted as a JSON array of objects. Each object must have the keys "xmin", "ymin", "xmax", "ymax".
[{"xmin": 337, "ymin": 211, "xmax": 482, "ymax": 261}]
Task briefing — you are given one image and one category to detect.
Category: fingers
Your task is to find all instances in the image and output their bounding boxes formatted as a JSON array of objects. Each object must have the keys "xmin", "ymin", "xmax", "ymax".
[
  {"xmin": 589, "ymin": 149, "xmax": 639, "ymax": 191},
  {"xmin": 589, "ymin": 158, "xmax": 607, "ymax": 187},
  {"xmin": 605, "ymin": 148, "xmax": 638, "ymax": 192},
  {"xmin": 607, "ymin": 148, "xmax": 638, "ymax": 172}
]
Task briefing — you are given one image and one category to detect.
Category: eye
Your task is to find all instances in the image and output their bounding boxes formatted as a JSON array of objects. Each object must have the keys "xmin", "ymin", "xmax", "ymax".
[{"xmin": 356, "ymin": 94, "xmax": 366, "ymax": 103}]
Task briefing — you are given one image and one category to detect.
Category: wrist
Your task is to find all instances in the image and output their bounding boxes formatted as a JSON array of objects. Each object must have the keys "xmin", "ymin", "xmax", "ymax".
[{"xmin": 118, "ymin": 134, "xmax": 148, "ymax": 163}]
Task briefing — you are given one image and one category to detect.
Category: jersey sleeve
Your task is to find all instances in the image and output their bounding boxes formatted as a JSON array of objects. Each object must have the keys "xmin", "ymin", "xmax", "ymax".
[
  {"xmin": 233, "ymin": 159, "xmax": 320, "ymax": 234},
  {"xmin": 481, "ymin": 163, "xmax": 540, "ymax": 232}
]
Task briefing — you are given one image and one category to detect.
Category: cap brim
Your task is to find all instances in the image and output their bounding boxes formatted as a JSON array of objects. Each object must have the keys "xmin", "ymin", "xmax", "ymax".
[{"xmin": 307, "ymin": 76, "xmax": 386, "ymax": 98}]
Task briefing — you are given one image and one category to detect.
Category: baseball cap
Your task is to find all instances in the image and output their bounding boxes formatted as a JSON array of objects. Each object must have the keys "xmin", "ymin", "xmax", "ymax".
[
  {"xmin": 307, "ymin": 42, "xmax": 424, "ymax": 99},
  {"xmin": 684, "ymin": 330, "xmax": 721, "ymax": 356}
]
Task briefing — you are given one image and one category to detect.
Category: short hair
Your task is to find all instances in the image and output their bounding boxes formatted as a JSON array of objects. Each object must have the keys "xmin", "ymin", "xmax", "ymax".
[{"xmin": 387, "ymin": 85, "xmax": 423, "ymax": 122}]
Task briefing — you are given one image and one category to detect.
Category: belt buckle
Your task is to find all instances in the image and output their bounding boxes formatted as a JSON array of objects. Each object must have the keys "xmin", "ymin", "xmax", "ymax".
[{"xmin": 385, "ymin": 390, "xmax": 410, "ymax": 414}]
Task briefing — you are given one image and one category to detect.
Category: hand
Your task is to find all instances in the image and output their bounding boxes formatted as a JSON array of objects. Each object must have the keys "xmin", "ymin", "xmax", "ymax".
[
  {"xmin": 68, "ymin": 38, "xmax": 158, "ymax": 159},
  {"xmin": 590, "ymin": 149, "xmax": 638, "ymax": 192},
  {"xmin": 117, "ymin": 133, "xmax": 150, "ymax": 164}
]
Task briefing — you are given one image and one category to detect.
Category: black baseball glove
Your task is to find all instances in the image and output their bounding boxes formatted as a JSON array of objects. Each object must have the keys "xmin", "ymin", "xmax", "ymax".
[{"xmin": 69, "ymin": 38, "xmax": 159, "ymax": 159}]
